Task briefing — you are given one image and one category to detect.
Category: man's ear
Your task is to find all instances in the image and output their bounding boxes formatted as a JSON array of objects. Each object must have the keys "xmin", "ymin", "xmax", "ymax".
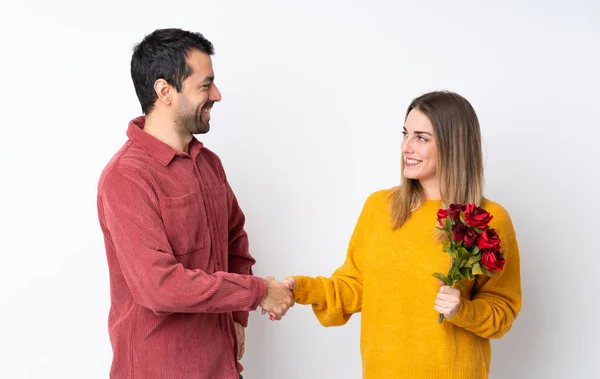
[{"xmin": 154, "ymin": 79, "xmax": 173, "ymax": 106}]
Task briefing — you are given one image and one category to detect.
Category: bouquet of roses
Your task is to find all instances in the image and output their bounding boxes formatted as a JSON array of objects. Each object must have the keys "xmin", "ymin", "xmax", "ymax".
[{"xmin": 433, "ymin": 203, "xmax": 505, "ymax": 323}]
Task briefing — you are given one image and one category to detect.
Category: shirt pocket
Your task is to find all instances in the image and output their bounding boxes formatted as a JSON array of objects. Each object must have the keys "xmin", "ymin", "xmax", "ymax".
[{"xmin": 161, "ymin": 191, "xmax": 208, "ymax": 256}]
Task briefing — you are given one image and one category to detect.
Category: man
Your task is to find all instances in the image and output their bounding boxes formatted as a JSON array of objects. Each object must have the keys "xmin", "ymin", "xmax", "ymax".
[{"xmin": 97, "ymin": 28, "xmax": 293, "ymax": 379}]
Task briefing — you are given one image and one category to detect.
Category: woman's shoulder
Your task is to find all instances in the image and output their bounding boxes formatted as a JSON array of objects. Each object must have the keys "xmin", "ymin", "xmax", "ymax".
[
  {"xmin": 365, "ymin": 188, "xmax": 394, "ymax": 207},
  {"xmin": 482, "ymin": 197, "xmax": 515, "ymax": 231},
  {"xmin": 482, "ymin": 197, "xmax": 510, "ymax": 217}
]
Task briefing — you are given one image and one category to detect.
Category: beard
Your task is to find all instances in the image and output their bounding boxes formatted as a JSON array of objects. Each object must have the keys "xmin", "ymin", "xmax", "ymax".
[
  {"xmin": 178, "ymin": 107, "xmax": 209, "ymax": 134},
  {"xmin": 177, "ymin": 95, "xmax": 212, "ymax": 135}
]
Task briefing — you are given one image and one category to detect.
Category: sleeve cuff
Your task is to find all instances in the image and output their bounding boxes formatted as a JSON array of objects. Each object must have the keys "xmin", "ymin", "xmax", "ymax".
[
  {"xmin": 291, "ymin": 276, "xmax": 326, "ymax": 305},
  {"xmin": 447, "ymin": 298, "xmax": 476, "ymax": 328},
  {"xmin": 249, "ymin": 276, "xmax": 267, "ymax": 310}
]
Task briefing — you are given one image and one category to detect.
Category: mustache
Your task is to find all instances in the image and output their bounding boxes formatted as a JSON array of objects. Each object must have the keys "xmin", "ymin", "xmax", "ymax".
[{"xmin": 202, "ymin": 101, "xmax": 215, "ymax": 110}]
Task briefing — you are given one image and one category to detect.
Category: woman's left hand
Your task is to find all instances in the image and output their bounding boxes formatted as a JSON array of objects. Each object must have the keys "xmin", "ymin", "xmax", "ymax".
[{"xmin": 434, "ymin": 280, "xmax": 462, "ymax": 319}]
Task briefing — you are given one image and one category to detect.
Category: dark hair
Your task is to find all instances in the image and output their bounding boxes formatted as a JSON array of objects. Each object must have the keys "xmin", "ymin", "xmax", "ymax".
[{"xmin": 131, "ymin": 28, "xmax": 215, "ymax": 114}]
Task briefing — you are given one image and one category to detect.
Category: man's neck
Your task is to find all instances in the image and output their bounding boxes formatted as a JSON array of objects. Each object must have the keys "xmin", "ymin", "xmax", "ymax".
[{"xmin": 143, "ymin": 112, "xmax": 192, "ymax": 153}]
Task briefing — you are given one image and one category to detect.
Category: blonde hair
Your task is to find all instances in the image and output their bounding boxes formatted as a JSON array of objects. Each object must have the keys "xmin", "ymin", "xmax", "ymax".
[{"xmin": 390, "ymin": 91, "xmax": 484, "ymax": 229}]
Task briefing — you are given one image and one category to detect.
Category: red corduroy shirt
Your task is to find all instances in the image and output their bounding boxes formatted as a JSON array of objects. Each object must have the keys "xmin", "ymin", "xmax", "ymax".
[{"xmin": 97, "ymin": 116, "xmax": 266, "ymax": 379}]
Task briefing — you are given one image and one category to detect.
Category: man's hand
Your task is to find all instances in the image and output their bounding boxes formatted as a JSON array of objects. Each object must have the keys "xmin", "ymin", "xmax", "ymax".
[
  {"xmin": 434, "ymin": 280, "xmax": 461, "ymax": 319},
  {"xmin": 234, "ymin": 322, "xmax": 245, "ymax": 360},
  {"xmin": 259, "ymin": 276, "xmax": 294, "ymax": 320}
]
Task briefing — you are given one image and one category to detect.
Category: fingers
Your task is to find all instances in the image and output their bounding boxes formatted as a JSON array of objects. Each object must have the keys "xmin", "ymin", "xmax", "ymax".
[
  {"xmin": 234, "ymin": 322, "xmax": 245, "ymax": 360},
  {"xmin": 440, "ymin": 285, "xmax": 460, "ymax": 295},
  {"xmin": 238, "ymin": 341, "xmax": 245, "ymax": 360},
  {"xmin": 260, "ymin": 308, "xmax": 277, "ymax": 320},
  {"xmin": 434, "ymin": 285, "xmax": 461, "ymax": 318},
  {"xmin": 269, "ymin": 298, "xmax": 292, "ymax": 320},
  {"xmin": 236, "ymin": 332, "xmax": 245, "ymax": 359},
  {"xmin": 260, "ymin": 276, "xmax": 296, "ymax": 321},
  {"xmin": 434, "ymin": 280, "xmax": 461, "ymax": 317},
  {"xmin": 268, "ymin": 306, "xmax": 286, "ymax": 321},
  {"xmin": 439, "ymin": 285, "xmax": 455, "ymax": 294},
  {"xmin": 434, "ymin": 298, "xmax": 454, "ymax": 316},
  {"xmin": 435, "ymin": 298, "xmax": 451, "ymax": 309},
  {"xmin": 434, "ymin": 305, "xmax": 448, "ymax": 316},
  {"xmin": 436, "ymin": 288, "xmax": 460, "ymax": 303},
  {"xmin": 262, "ymin": 303, "xmax": 288, "ymax": 321},
  {"xmin": 282, "ymin": 277, "xmax": 297, "ymax": 290},
  {"xmin": 261, "ymin": 307, "xmax": 281, "ymax": 320},
  {"xmin": 437, "ymin": 292, "xmax": 459, "ymax": 302},
  {"xmin": 265, "ymin": 299, "xmax": 292, "ymax": 321}
]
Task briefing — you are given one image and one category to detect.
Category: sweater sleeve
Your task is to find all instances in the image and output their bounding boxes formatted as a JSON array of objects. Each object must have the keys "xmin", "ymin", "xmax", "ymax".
[
  {"xmin": 291, "ymin": 195, "xmax": 373, "ymax": 327},
  {"xmin": 447, "ymin": 206, "xmax": 522, "ymax": 338},
  {"xmin": 99, "ymin": 168, "xmax": 266, "ymax": 316}
]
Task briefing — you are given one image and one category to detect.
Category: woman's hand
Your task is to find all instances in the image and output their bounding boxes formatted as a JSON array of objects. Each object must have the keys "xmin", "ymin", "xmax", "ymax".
[{"xmin": 434, "ymin": 280, "xmax": 461, "ymax": 319}]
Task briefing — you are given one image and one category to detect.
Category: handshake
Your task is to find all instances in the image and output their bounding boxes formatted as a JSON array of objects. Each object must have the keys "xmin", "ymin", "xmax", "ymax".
[{"xmin": 258, "ymin": 276, "xmax": 297, "ymax": 320}]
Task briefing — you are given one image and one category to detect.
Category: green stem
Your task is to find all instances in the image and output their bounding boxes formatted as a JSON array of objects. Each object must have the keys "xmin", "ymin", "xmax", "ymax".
[{"xmin": 438, "ymin": 259, "xmax": 454, "ymax": 324}]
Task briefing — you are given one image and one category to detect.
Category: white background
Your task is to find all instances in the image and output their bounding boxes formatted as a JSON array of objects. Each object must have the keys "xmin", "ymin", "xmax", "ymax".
[{"xmin": 1, "ymin": 0, "xmax": 599, "ymax": 378}]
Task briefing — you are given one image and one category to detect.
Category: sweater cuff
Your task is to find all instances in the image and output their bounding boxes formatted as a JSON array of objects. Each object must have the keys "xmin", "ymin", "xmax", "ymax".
[
  {"xmin": 447, "ymin": 298, "xmax": 476, "ymax": 329},
  {"xmin": 291, "ymin": 276, "xmax": 326, "ymax": 305}
]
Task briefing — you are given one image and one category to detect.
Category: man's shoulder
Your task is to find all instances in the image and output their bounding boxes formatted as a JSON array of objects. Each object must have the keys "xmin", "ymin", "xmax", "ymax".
[
  {"xmin": 198, "ymin": 144, "xmax": 224, "ymax": 166},
  {"xmin": 197, "ymin": 144, "xmax": 227, "ymax": 180},
  {"xmin": 98, "ymin": 141, "xmax": 151, "ymax": 192}
]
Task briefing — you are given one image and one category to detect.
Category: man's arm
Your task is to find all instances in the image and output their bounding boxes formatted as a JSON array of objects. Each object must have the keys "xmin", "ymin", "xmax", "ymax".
[
  {"xmin": 98, "ymin": 168, "xmax": 266, "ymax": 316},
  {"xmin": 224, "ymin": 181, "xmax": 261, "ymax": 327}
]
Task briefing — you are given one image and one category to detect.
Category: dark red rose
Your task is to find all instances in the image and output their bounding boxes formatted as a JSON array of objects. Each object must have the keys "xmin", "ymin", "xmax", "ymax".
[
  {"xmin": 451, "ymin": 222, "xmax": 467, "ymax": 242},
  {"xmin": 477, "ymin": 228, "xmax": 501, "ymax": 250},
  {"xmin": 437, "ymin": 208, "xmax": 449, "ymax": 226},
  {"xmin": 481, "ymin": 249, "xmax": 505, "ymax": 272},
  {"xmin": 464, "ymin": 204, "xmax": 493, "ymax": 229},
  {"xmin": 464, "ymin": 228, "xmax": 479, "ymax": 248},
  {"xmin": 448, "ymin": 204, "xmax": 466, "ymax": 220}
]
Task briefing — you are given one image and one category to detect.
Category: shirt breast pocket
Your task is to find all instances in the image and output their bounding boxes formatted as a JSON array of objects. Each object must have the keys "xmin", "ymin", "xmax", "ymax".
[{"xmin": 161, "ymin": 192, "xmax": 208, "ymax": 256}]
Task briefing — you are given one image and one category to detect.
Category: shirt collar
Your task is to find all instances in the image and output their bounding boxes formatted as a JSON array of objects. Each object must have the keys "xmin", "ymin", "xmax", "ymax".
[{"xmin": 126, "ymin": 116, "xmax": 203, "ymax": 166}]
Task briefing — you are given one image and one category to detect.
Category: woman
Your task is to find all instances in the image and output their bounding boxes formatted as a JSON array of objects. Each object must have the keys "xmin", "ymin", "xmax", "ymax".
[{"xmin": 283, "ymin": 91, "xmax": 522, "ymax": 378}]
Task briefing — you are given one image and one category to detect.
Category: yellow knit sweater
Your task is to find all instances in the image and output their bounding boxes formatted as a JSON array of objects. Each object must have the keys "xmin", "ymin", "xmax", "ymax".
[{"xmin": 292, "ymin": 190, "xmax": 522, "ymax": 379}]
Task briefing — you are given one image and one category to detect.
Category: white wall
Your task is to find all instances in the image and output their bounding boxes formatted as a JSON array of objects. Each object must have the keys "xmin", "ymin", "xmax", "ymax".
[{"xmin": 1, "ymin": 0, "xmax": 599, "ymax": 378}]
